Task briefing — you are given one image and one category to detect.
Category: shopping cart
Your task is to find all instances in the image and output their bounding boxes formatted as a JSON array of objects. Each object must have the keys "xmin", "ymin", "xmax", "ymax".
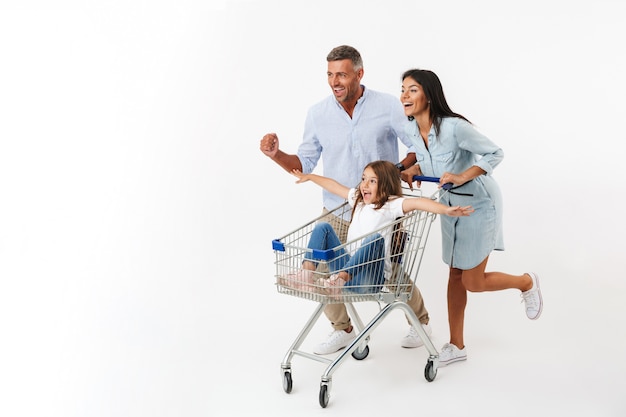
[{"xmin": 271, "ymin": 177, "xmax": 446, "ymax": 408}]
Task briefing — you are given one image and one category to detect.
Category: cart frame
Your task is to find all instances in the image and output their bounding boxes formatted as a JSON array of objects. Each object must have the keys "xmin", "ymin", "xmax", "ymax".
[{"xmin": 272, "ymin": 185, "xmax": 443, "ymax": 408}]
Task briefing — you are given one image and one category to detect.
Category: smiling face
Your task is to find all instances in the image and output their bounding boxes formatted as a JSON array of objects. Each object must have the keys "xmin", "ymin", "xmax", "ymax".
[
  {"xmin": 327, "ymin": 59, "xmax": 363, "ymax": 104},
  {"xmin": 401, "ymin": 76, "xmax": 429, "ymax": 119},
  {"xmin": 353, "ymin": 161, "xmax": 403, "ymax": 211},
  {"xmin": 359, "ymin": 166, "xmax": 379, "ymax": 205}
]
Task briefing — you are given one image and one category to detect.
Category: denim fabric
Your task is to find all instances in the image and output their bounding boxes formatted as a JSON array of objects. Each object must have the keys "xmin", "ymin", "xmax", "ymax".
[
  {"xmin": 305, "ymin": 222, "xmax": 385, "ymax": 293},
  {"xmin": 405, "ymin": 117, "xmax": 505, "ymax": 269}
]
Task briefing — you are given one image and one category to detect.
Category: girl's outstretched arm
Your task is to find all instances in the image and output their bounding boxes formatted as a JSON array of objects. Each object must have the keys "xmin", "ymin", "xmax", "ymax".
[
  {"xmin": 402, "ymin": 197, "xmax": 474, "ymax": 217},
  {"xmin": 291, "ymin": 169, "xmax": 351, "ymax": 200}
]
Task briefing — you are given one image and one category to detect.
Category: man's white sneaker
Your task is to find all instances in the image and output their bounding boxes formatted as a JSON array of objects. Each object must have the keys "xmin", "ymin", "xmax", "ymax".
[
  {"xmin": 521, "ymin": 272, "xmax": 543, "ymax": 320},
  {"xmin": 313, "ymin": 329, "xmax": 356, "ymax": 355},
  {"xmin": 438, "ymin": 343, "xmax": 467, "ymax": 367},
  {"xmin": 400, "ymin": 323, "xmax": 432, "ymax": 348}
]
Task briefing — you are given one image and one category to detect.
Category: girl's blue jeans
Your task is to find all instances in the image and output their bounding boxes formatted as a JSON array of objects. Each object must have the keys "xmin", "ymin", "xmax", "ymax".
[{"xmin": 304, "ymin": 222, "xmax": 385, "ymax": 293}]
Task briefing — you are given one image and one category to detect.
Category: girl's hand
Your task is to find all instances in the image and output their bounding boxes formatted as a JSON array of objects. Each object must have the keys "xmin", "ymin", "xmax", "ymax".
[
  {"xmin": 291, "ymin": 169, "xmax": 309, "ymax": 184},
  {"xmin": 446, "ymin": 205, "xmax": 474, "ymax": 217}
]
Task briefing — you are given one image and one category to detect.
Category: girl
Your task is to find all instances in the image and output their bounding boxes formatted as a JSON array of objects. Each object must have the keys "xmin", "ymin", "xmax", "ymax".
[{"xmin": 289, "ymin": 160, "xmax": 473, "ymax": 295}]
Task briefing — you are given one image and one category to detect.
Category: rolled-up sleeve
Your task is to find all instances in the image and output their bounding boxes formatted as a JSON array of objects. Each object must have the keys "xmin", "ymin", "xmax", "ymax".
[
  {"xmin": 456, "ymin": 120, "xmax": 503, "ymax": 175},
  {"xmin": 297, "ymin": 110, "xmax": 322, "ymax": 174}
]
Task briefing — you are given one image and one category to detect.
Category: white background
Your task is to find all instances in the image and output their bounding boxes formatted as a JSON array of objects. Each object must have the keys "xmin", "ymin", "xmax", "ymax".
[{"xmin": 1, "ymin": 1, "xmax": 624, "ymax": 416}]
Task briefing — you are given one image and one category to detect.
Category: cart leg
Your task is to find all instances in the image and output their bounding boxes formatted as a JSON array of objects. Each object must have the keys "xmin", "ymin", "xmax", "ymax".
[
  {"xmin": 280, "ymin": 302, "xmax": 326, "ymax": 393},
  {"xmin": 403, "ymin": 304, "xmax": 439, "ymax": 381},
  {"xmin": 345, "ymin": 302, "xmax": 370, "ymax": 358}
]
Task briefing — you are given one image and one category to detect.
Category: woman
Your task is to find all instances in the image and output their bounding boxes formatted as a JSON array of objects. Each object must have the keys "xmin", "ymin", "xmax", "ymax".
[{"xmin": 399, "ymin": 69, "xmax": 543, "ymax": 367}]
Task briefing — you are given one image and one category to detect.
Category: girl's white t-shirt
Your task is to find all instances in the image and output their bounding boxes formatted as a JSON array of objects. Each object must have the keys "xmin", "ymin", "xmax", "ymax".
[{"xmin": 346, "ymin": 188, "xmax": 406, "ymax": 278}]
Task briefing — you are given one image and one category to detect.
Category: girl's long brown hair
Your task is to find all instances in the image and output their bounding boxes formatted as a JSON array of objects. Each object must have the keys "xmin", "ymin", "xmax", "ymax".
[{"xmin": 351, "ymin": 160, "xmax": 403, "ymax": 219}]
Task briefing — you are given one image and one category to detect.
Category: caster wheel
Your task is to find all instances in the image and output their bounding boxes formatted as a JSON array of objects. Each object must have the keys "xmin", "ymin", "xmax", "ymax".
[
  {"xmin": 282, "ymin": 371, "xmax": 292, "ymax": 393},
  {"xmin": 319, "ymin": 384, "xmax": 329, "ymax": 408},
  {"xmin": 424, "ymin": 360, "xmax": 437, "ymax": 382},
  {"xmin": 351, "ymin": 344, "xmax": 369, "ymax": 360}
]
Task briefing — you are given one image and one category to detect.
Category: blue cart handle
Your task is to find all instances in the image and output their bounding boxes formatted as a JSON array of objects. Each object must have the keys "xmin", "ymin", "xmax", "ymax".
[{"xmin": 412, "ymin": 175, "xmax": 453, "ymax": 190}]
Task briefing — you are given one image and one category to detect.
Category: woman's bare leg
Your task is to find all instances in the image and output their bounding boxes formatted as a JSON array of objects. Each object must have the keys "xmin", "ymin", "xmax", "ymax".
[
  {"xmin": 448, "ymin": 256, "xmax": 535, "ymax": 348},
  {"xmin": 447, "ymin": 267, "xmax": 466, "ymax": 350},
  {"xmin": 461, "ymin": 257, "xmax": 532, "ymax": 293}
]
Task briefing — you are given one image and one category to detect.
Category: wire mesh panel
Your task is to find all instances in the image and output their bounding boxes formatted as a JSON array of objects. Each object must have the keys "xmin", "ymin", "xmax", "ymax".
[{"xmin": 272, "ymin": 196, "xmax": 436, "ymax": 304}]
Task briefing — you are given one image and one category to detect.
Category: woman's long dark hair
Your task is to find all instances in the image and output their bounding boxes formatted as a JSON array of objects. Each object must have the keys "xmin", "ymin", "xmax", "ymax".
[
  {"xmin": 402, "ymin": 69, "xmax": 471, "ymax": 135},
  {"xmin": 351, "ymin": 160, "xmax": 403, "ymax": 220}
]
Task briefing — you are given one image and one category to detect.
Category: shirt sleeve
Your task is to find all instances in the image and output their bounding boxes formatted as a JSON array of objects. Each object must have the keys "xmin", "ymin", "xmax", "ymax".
[
  {"xmin": 296, "ymin": 109, "xmax": 322, "ymax": 174},
  {"xmin": 347, "ymin": 188, "xmax": 358, "ymax": 208},
  {"xmin": 390, "ymin": 98, "xmax": 416, "ymax": 155},
  {"xmin": 455, "ymin": 120, "xmax": 504, "ymax": 175},
  {"xmin": 388, "ymin": 196, "xmax": 406, "ymax": 217}
]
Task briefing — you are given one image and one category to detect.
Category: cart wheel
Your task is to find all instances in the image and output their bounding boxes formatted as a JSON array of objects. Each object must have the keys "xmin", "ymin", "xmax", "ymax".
[
  {"xmin": 282, "ymin": 370, "xmax": 293, "ymax": 393},
  {"xmin": 319, "ymin": 384, "xmax": 330, "ymax": 408},
  {"xmin": 351, "ymin": 344, "xmax": 369, "ymax": 360},
  {"xmin": 424, "ymin": 360, "xmax": 437, "ymax": 382}
]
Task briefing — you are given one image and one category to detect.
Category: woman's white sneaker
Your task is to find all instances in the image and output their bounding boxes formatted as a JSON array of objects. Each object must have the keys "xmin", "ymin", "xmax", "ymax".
[
  {"xmin": 438, "ymin": 343, "xmax": 467, "ymax": 367},
  {"xmin": 521, "ymin": 272, "xmax": 543, "ymax": 320}
]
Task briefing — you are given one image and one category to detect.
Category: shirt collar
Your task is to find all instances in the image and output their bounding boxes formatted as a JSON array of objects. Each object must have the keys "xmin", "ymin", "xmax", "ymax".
[{"xmin": 332, "ymin": 84, "xmax": 368, "ymax": 108}]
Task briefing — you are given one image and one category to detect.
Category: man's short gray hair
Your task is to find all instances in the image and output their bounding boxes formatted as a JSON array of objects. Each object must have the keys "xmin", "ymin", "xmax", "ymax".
[{"xmin": 326, "ymin": 45, "xmax": 363, "ymax": 71}]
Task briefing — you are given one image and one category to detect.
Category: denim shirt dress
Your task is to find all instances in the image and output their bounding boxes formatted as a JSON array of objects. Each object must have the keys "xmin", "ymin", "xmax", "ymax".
[{"xmin": 405, "ymin": 117, "xmax": 505, "ymax": 270}]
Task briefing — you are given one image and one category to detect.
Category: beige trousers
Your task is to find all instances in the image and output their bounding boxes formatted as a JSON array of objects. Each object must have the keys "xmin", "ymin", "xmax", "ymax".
[{"xmin": 319, "ymin": 209, "xmax": 430, "ymax": 331}]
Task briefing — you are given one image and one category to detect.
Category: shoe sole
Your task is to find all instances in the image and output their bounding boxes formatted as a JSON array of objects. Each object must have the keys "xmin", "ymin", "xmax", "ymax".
[
  {"xmin": 527, "ymin": 272, "xmax": 543, "ymax": 320},
  {"xmin": 401, "ymin": 341, "xmax": 424, "ymax": 349},
  {"xmin": 438, "ymin": 355, "xmax": 467, "ymax": 367}
]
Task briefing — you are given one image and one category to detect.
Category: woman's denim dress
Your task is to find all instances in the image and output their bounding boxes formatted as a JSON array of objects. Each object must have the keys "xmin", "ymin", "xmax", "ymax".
[{"xmin": 405, "ymin": 117, "xmax": 505, "ymax": 270}]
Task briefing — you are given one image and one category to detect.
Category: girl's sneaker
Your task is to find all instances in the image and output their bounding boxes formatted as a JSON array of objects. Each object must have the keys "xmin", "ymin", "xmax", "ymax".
[
  {"xmin": 279, "ymin": 269, "xmax": 315, "ymax": 291},
  {"xmin": 322, "ymin": 273, "xmax": 346, "ymax": 299},
  {"xmin": 438, "ymin": 343, "xmax": 467, "ymax": 367}
]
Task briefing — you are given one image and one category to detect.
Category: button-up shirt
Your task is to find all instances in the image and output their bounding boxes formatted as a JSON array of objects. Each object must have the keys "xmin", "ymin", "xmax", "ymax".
[{"xmin": 297, "ymin": 86, "xmax": 414, "ymax": 215}]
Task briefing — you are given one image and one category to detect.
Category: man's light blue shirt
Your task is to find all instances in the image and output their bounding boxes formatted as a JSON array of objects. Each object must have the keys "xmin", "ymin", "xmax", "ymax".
[{"xmin": 297, "ymin": 86, "xmax": 414, "ymax": 213}]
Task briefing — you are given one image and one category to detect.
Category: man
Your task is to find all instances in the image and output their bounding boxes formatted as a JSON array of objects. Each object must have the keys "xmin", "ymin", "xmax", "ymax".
[{"xmin": 260, "ymin": 45, "xmax": 432, "ymax": 355}]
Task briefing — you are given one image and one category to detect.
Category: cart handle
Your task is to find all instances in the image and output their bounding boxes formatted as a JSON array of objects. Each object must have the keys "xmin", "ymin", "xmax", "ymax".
[{"xmin": 412, "ymin": 175, "xmax": 453, "ymax": 190}]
